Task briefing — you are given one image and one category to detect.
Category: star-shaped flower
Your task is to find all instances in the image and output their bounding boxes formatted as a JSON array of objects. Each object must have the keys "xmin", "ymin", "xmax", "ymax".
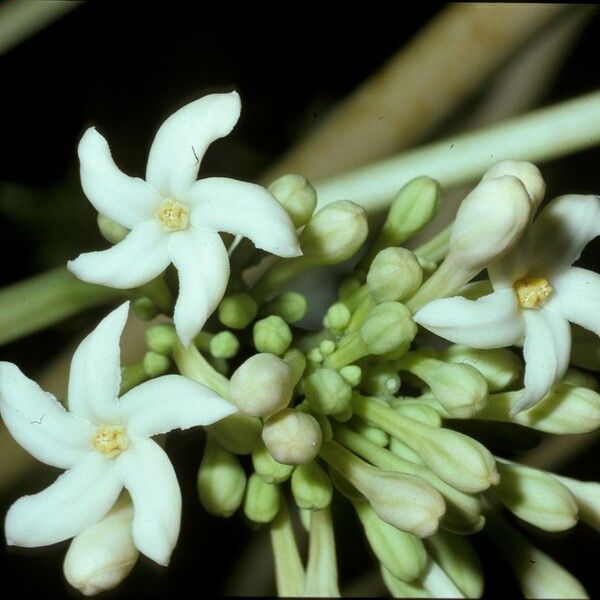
[
  {"xmin": 68, "ymin": 92, "xmax": 301, "ymax": 346},
  {"xmin": 0, "ymin": 302, "xmax": 235, "ymax": 565},
  {"xmin": 414, "ymin": 194, "xmax": 600, "ymax": 414}
]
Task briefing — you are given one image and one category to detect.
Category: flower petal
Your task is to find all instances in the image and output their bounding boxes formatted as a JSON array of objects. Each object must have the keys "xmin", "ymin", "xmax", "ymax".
[
  {"xmin": 119, "ymin": 374, "xmax": 236, "ymax": 439},
  {"xmin": 513, "ymin": 308, "xmax": 572, "ymax": 414},
  {"xmin": 488, "ymin": 234, "xmax": 532, "ymax": 290},
  {"xmin": 413, "ymin": 289, "xmax": 525, "ymax": 348},
  {"xmin": 169, "ymin": 229, "xmax": 230, "ymax": 346},
  {"xmin": 68, "ymin": 220, "xmax": 170, "ymax": 289},
  {"xmin": 546, "ymin": 267, "xmax": 600, "ymax": 337},
  {"xmin": 5, "ymin": 452, "xmax": 122, "ymax": 547},
  {"xmin": 529, "ymin": 194, "xmax": 600, "ymax": 278},
  {"xmin": 68, "ymin": 303, "xmax": 128, "ymax": 424},
  {"xmin": 146, "ymin": 92, "xmax": 241, "ymax": 199},
  {"xmin": 116, "ymin": 439, "xmax": 181, "ymax": 566},
  {"xmin": 0, "ymin": 362, "xmax": 94, "ymax": 469},
  {"xmin": 189, "ymin": 177, "xmax": 301, "ymax": 257},
  {"xmin": 79, "ymin": 128, "xmax": 162, "ymax": 229}
]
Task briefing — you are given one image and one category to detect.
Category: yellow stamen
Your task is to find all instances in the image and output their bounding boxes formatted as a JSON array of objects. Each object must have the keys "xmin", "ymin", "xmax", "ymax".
[
  {"xmin": 156, "ymin": 199, "xmax": 190, "ymax": 231},
  {"xmin": 513, "ymin": 277, "xmax": 553, "ymax": 309},
  {"xmin": 92, "ymin": 425, "xmax": 128, "ymax": 457}
]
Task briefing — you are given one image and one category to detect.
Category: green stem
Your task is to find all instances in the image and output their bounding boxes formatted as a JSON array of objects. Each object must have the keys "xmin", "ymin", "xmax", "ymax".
[{"xmin": 414, "ymin": 224, "xmax": 452, "ymax": 263}]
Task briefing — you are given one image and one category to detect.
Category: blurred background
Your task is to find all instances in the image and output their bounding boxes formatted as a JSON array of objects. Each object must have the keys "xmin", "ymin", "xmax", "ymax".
[{"xmin": 0, "ymin": 2, "xmax": 598, "ymax": 597}]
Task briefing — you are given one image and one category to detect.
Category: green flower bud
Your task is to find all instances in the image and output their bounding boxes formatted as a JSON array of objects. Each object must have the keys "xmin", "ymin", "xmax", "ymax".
[
  {"xmin": 361, "ymin": 302, "xmax": 417, "ymax": 355},
  {"xmin": 282, "ymin": 348, "xmax": 307, "ymax": 388},
  {"xmin": 209, "ymin": 331, "xmax": 240, "ymax": 359},
  {"xmin": 244, "ymin": 473, "xmax": 281, "ymax": 524},
  {"xmin": 219, "ymin": 292, "xmax": 258, "ymax": 329},
  {"xmin": 262, "ymin": 292, "xmax": 308, "ymax": 324},
  {"xmin": 291, "ymin": 461, "xmax": 333, "ymax": 510},
  {"xmin": 552, "ymin": 474, "xmax": 600, "ymax": 531},
  {"xmin": 354, "ymin": 499, "xmax": 426, "ymax": 582},
  {"xmin": 319, "ymin": 440, "xmax": 445, "ymax": 537},
  {"xmin": 262, "ymin": 408, "xmax": 323, "ymax": 465},
  {"xmin": 396, "ymin": 353, "xmax": 488, "ymax": 418},
  {"xmin": 367, "ymin": 248, "xmax": 423, "ymax": 303},
  {"xmin": 563, "ymin": 367, "xmax": 599, "ymax": 391},
  {"xmin": 439, "ymin": 344, "xmax": 521, "ymax": 392},
  {"xmin": 268, "ymin": 174, "xmax": 317, "ymax": 228},
  {"xmin": 323, "ymin": 302, "xmax": 351, "ymax": 334},
  {"xmin": 307, "ymin": 347, "xmax": 323, "ymax": 364},
  {"xmin": 319, "ymin": 339, "xmax": 336, "ymax": 357},
  {"xmin": 482, "ymin": 159, "xmax": 545, "ymax": 209},
  {"xmin": 350, "ymin": 417, "xmax": 389, "ymax": 447},
  {"xmin": 494, "ymin": 460, "xmax": 578, "ymax": 531},
  {"xmin": 253, "ymin": 315, "xmax": 292, "ymax": 356},
  {"xmin": 142, "ymin": 351, "xmax": 170, "ymax": 377},
  {"xmin": 393, "ymin": 402, "xmax": 442, "ymax": 428},
  {"xmin": 252, "ymin": 443, "xmax": 294, "ymax": 484},
  {"xmin": 339, "ymin": 365, "xmax": 362, "ymax": 387},
  {"xmin": 97, "ymin": 213, "xmax": 129, "ymax": 244},
  {"xmin": 426, "ymin": 529, "xmax": 484, "ymax": 599},
  {"xmin": 305, "ymin": 368, "xmax": 352, "ymax": 415},
  {"xmin": 381, "ymin": 564, "xmax": 427, "ymax": 598},
  {"xmin": 133, "ymin": 296, "xmax": 158, "ymax": 321},
  {"xmin": 229, "ymin": 353, "xmax": 293, "ymax": 417},
  {"xmin": 198, "ymin": 437, "xmax": 247, "ymax": 517},
  {"xmin": 331, "ymin": 404, "xmax": 353, "ymax": 422},
  {"xmin": 389, "ymin": 437, "xmax": 425, "ymax": 466},
  {"xmin": 360, "ymin": 365, "xmax": 400, "ymax": 397},
  {"xmin": 145, "ymin": 324, "xmax": 177, "ymax": 355}
]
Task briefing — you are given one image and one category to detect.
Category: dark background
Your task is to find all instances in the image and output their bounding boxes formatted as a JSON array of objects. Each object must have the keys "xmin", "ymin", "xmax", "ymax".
[{"xmin": 0, "ymin": 2, "xmax": 598, "ymax": 597}]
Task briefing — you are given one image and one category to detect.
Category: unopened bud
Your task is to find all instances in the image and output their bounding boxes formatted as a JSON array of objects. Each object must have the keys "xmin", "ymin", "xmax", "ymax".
[
  {"xmin": 291, "ymin": 461, "xmax": 333, "ymax": 510},
  {"xmin": 244, "ymin": 473, "xmax": 281, "ymax": 523},
  {"xmin": 133, "ymin": 296, "xmax": 158, "ymax": 320},
  {"xmin": 381, "ymin": 565, "xmax": 427, "ymax": 598},
  {"xmin": 394, "ymin": 402, "xmax": 442, "ymax": 428},
  {"xmin": 305, "ymin": 368, "xmax": 352, "ymax": 415},
  {"xmin": 142, "ymin": 351, "xmax": 170, "ymax": 377},
  {"xmin": 198, "ymin": 437, "xmax": 246, "ymax": 517},
  {"xmin": 262, "ymin": 292, "xmax": 308, "ymax": 323},
  {"xmin": 210, "ymin": 331, "xmax": 239, "ymax": 359},
  {"xmin": 64, "ymin": 495, "xmax": 138, "ymax": 595},
  {"xmin": 389, "ymin": 437, "xmax": 425, "ymax": 465},
  {"xmin": 361, "ymin": 365, "xmax": 401, "ymax": 397},
  {"xmin": 252, "ymin": 443, "xmax": 294, "ymax": 484},
  {"xmin": 339, "ymin": 365, "xmax": 362, "ymax": 387},
  {"xmin": 324, "ymin": 302, "xmax": 352, "ymax": 334},
  {"xmin": 253, "ymin": 315, "xmax": 292, "ymax": 355},
  {"xmin": 262, "ymin": 408, "xmax": 323, "ymax": 465},
  {"xmin": 482, "ymin": 160, "xmax": 545, "ymax": 209},
  {"xmin": 367, "ymin": 248, "xmax": 423, "ymax": 303},
  {"xmin": 229, "ymin": 353, "xmax": 293, "ymax": 417},
  {"xmin": 282, "ymin": 347, "xmax": 307, "ymax": 387},
  {"xmin": 552, "ymin": 473, "xmax": 600, "ymax": 531},
  {"xmin": 97, "ymin": 213, "xmax": 129, "ymax": 245},
  {"xmin": 268, "ymin": 174, "xmax": 317, "ymax": 228},
  {"xmin": 361, "ymin": 302, "xmax": 417, "ymax": 355},
  {"xmin": 145, "ymin": 324, "xmax": 177, "ymax": 355},
  {"xmin": 219, "ymin": 292, "xmax": 258, "ymax": 329}
]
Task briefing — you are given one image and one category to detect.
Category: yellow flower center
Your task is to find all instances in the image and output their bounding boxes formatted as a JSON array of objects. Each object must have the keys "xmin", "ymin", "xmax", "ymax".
[
  {"xmin": 156, "ymin": 199, "xmax": 190, "ymax": 231},
  {"xmin": 513, "ymin": 277, "xmax": 553, "ymax": 309},
  {"xmin": 92, "ymin": 425, "xmax": 128, "ymax": 458}
]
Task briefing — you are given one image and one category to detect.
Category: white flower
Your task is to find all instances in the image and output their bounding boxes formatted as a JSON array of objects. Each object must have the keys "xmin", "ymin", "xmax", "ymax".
[
  {"xmin": 414, "ymin": 194, "xmax": 600, "ymax": 414},
  {"xmin": 68, "ymin": 92, "xmax": 301, "ymax": 346},
  {"xmin": 0, "ymin": 302, "xmax": 236, "ymax": 565}
]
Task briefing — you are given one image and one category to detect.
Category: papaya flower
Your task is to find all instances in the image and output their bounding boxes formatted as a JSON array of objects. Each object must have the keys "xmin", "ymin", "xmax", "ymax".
[
  {"xmin": 414, "ymin": 193, "xmax": 600, "ymax": 413},
  {"xmin": 0, "ymin": 302, "xmax": 235, "ymax": 565},
  {"xmin": 68, "ymin": 92, "xmax": 301, "ymax": 346}
]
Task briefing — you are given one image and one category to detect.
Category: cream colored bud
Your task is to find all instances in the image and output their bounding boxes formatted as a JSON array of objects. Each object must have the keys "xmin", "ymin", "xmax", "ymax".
[
  {"xmin": 482, "ymin": 160, "xmax": 545, "ymax": 209},
  {"xmin": 97, "ymin": 213, "xmax": 129, "ymax": 245},
  {"xmin": 360, "ymin": 302, "xmax": 418, "ymax": 355},
  {"xmin": 64, "ymin": 496, "xmax": 138, "ymax": 596},
  {"xmin": 268, "ymin": 174, "xmax": 317, "ymax": 228},
  {"xmin": 262, "ymin": 408, "xmax": 323, "ymax": 465},
  {"xmin": 291, "ymin": 461, "xmax": 333, "ymax": 510},
  {"xmin": 367, "ymin": 247, "xmax": 423, "ymax": 303},
  {"xmin": 552, "ymin": 474, "xmax": 600, "ymax": 531},
  {"xmin": 381, "ymin": 564, "xmax": 428, "ymax": 598},
  {"xmin": 229, "ymin": 353, "xmax": 293, "ymax": 418},
  {"xmin": 252, "ymin": 442, "xmax": 294, "ymax": 484},
  {"xmin": 393, "ymin": 402, "xmax": 442, "ymax": 428},
  {"xmin": 305, "ymin": 368, "xmax": 352, "ymax": 415},
  {"xmin": 350, "ymin": 417, "xmax": 389, "ymax": 447},
  {"xmin": 243, "ymin": 473, "xmax": 281, "ymax": 523}
]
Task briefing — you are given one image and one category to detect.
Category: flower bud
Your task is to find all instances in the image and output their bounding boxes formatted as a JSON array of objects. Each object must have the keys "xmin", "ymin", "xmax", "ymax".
[
  {"xmin": 133, "ymin": 296, "xmax": 158, "ymax": 320},
  {"xmin": 282, "ymin": 347, "xmax": 307, "ymax": 387},
  {"xmin": 331, "ymin": 404, "xmax": 353, "ymax": 422},
  {"xmin": 367, "ymin": 248, "xmax": 423, "ymax": 303},
  {"xmin": 563, "ymin": 367, "xmax": 599, "ymax": 391},
  {"xmin": 494, "ymin": 460, "xmax": 578, "ymax": 531},
  {"xmin": 389, "ymin": 437, "xmax": 425, "ymax": 465},
  {"xmin": 394, "ymin": 402, "xmax": 442, "ymax": 428},
  {"xmin": 482, "ymin": 159, "xmax": 545, "ymax": 209},
  {"xmin": 319, "ymin": 339, "xmax": 336, "ymax": 357},
  {"xmin": 381, "ymin": 565, "xmax": 427, "ymax": 598},
  {"xmin": 252, "ymin": 442, "xmax": 294, "ymax": 484},
  {"xmin": 439, "ymin": 344, "xmax": 521, "ymax": 392},
  {"xmin": 253, "ymin": 315, "xmax": 292, "ymax": 356},
  {"xmin": 268, "ymin": 174, "xmax": 317, "ymax": 228},
  {"xmin": 198, "ymin": 437, "xmax": 246, "ymax": 517},
  {"xmin": 339, "ymin": 365, "xmax": 362, "ymax": 387},
  {"xmin": 350, "ymin": 417, "xmax": 389, "ymax": 447},
  {"xmin": 323, "ymin": 302, "xmax": 351, "ymax": 334},
  {"xmin": 360, "ymin": 302, "xmax": 417, "ymax": 355},
  {"xmin": 262, "ymin": 292, "xmax": 308, "ymax": 323},
  {"xmin": 291, "ymin": 461, "xmax": 333, "ymax": 510},
  {"xmin": 244, "ymin": 473, "xmax": 281, "ymax": 524},
  {"xmin": 262, "ymin": 408, "xmax": 323, "ymax": 465},
  {"xmin": 64, "ymin": 496, "xmax": 138, "ymax": 596},
  {"xmin": 552, "ymin": 474, "xmax": 600, "ymax": 531},
  {"xmin": 97, "ymin": 213, "xmax": 129, "ymax": 244},
  {"xmin": 360, "ymin": 365, "xmax": 401, "ymax": 397},
  {"xmin": 209, "ymin": 331, "xmax": 240, "ymax": 359},
  {"xmin": 145, "ymin": 323, "xmax": 177, "ymax": 355},
  {"xmin": 354, "ymin": 499, "xmax": 426, "ymax": 582},
  {"xmin": 229, "ymin": 353, "xmax": 293, "ymax": 418},
  {"xmin": 218, "ymin": 292, "xmax": 258, "ymax": 329},
  {"xmin": 142, "ymin": 351, "xmax": 170, "ymax": 377},
  {"xmin": 305, "ymin": 368, "xmax": 352, "ymax": 415}
]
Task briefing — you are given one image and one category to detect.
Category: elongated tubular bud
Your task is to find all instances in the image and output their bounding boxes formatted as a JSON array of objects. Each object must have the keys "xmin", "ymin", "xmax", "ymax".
[
  {"xmin": 244, "ymin": 473, "xmax": 281, "ymax": 524},
  {"xmin": 291, "ymin": 461, "xmax": 333, "ymax": 510},
  {"xmin": 252, "ymin": 442, "xmax": 294, "ymax": 484},
  {"xmin": 551, "ymin": 473, "xmax": 600, "ymax": 531}
]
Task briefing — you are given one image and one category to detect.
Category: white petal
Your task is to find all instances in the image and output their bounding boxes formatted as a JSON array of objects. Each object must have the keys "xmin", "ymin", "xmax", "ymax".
[
  {"xmin": 488, "ymin": 234, "xmax": 532, "ymax": 290},
  {"xmin": 146, "ymin": 92, "xmax": 241, "ymax": 199},
  {"xmin": 413, "ymin": 289, "xmax": 525, "ymax": 349},
  {"xmin": 119, "ymin": 374, "xmax": 236, "ymax": 439},
  {"xmin": 5, "ymin": 452, "xmax": 122, "ymax": 547},
  {"xmin": 116, "ymin": 439, "xmax": 181, "ymax": 566},
  {"xmin": 513, "ymin": 308, "xmax": 572, "ymax": 414},
  {"xmin": 0, "ymin": 362, "xmax": 93, "ymax": 469},
  {"xmin": 530, "ymin": 194, "xmax": 600, "ymax": 278},
  {"xmin": 68, "ymin": 303, "xmax": 128, "ymax": 424},
  {"xmin": 546, "ymin": 267, "xmax": 600, "ymax": 337},
  {"xmin": 169, "ymin": 229, "xmax": 230, "ymax": 346},
  {"xmin": 190, "ymin": 177, "xmax": 301, "ymax": 257},
  {"xmin": 68, "ymin": 220, "xmax": 170, "ymax": 289},
  {"xmin": 78, "ymin": 128, "xmax": 162, "ymax": 229}
]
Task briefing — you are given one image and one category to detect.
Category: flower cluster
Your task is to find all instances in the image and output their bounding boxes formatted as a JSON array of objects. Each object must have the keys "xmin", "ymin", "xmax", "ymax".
[{"xmin": 1, "ymin": 94, "xmax": 599, "ymax": 598}]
